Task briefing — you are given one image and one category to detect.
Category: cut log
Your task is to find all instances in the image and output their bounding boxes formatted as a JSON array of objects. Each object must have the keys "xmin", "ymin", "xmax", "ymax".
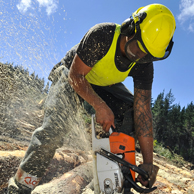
[
  {"xmin": 32, "ymin": 161, "xmax": 93, "ymax": 194},
  {"xmin": 0, "ymin": 150, "xmax": 92, "ymax": 192}
]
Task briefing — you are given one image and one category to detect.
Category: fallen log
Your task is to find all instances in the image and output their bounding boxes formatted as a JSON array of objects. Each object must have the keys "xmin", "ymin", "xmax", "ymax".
[
  {"xmin": 32, "ymin": 161, "xmax": 93, "ymax": 194},
  {"xmin": 0, "ymin": 149, "xmax": 92, "ymax": 193},
  {"xmin": 81, "ymin": 180, "xmax": 94, "ymax": 194}
]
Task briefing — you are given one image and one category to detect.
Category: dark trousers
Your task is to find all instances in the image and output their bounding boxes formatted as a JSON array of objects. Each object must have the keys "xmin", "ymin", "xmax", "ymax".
[{"xmin": 91, "ymin": 84, "xmax": 134, "ymax": 135}]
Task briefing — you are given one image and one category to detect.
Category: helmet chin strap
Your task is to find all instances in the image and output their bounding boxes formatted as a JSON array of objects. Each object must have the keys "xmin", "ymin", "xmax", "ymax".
[
  {"xmin": 124, "ymin": 37, "xmax": 141, "ymax": 62},
  {"xmin": 135, "ymin": 20, "xmax": 174, "ymax": 61}
]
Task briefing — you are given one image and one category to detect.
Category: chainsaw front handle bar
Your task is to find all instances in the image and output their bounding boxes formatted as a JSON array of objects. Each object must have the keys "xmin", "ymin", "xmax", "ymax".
[
  {"xmin": 98, "ymin": 149, "xmax": 149, "ymax": 179},
  {"xmin": 125, "ymin": 174, "xmax": 157, "ymax": 193},
  {"xmin": 97, "ymin": 149, "xmax": 157, "ymax": 193}
]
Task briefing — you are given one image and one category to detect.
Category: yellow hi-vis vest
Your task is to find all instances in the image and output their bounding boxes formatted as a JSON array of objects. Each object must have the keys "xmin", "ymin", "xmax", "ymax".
[{"xmin": 85, "ymin": 24, "xmax": 136, "ymax": 86}]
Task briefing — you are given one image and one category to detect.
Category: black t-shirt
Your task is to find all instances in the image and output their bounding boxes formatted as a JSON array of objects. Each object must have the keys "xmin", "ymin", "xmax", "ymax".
[{"xmin": 62, "ymin": 23, "xmax": 153, "ymax": 90}]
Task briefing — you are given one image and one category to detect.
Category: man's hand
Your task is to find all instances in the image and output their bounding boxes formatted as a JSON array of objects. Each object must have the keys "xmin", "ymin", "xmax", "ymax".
[
  {"xmin": 95, "ymin": 105, "xmax": 115, "ymax": 132},
  {"xmin": 136, "ymin": 164, "xmax": 159, "ymax": 188}
]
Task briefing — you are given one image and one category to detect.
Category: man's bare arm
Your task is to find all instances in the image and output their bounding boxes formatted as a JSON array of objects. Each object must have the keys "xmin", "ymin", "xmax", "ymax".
[
  {"xmin": 68, "ymin": 54, "xmax": 115, "ymax": 132},
  {"xmin": 134, "ymin": 87, "xmax": 153, "ymax": 164}
]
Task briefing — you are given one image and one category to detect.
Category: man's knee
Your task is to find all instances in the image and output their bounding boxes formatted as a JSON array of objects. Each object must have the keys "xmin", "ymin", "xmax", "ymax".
[{"xmin": 32, "ymin": 126, "xmax": 64, "ymax": 150}]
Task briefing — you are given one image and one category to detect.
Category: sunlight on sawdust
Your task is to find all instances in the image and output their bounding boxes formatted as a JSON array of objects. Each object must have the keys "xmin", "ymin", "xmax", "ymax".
[{"xmin": 0, "ymin": 0, "xmax": 67, "ymax": 78}]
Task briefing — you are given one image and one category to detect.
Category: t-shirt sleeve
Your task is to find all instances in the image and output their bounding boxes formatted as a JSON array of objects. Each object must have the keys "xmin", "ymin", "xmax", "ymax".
[
  {"xmin": 77, "ymin": 23, "xmax": 115, "ymax": 67},
  {"xmin": 129, "ymin": 62, "xmax": 154, "ymax": 90}
]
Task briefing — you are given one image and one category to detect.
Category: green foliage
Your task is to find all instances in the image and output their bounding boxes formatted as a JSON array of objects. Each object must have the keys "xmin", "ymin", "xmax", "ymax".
[
  {"xmin": 82, "ymin": 113, "xmax": 92, "ymax": 125},
  {"xmin": 43, "ymin": 81, "xmax": 50, "ymax": 94},
  {"xmin": 152, "ymin": 89, "xmax": 194, "ymax": 163},
  {"xmin": 153, "ymin": 139, "xmax": 158, "ymax": 147},
  {"xmin": 153, "ymin": 141, "xmax": 186, "ymax": 167},
  {"xmin": 82, "ymin": 101, "xmax": 95, "ymax": 125}
]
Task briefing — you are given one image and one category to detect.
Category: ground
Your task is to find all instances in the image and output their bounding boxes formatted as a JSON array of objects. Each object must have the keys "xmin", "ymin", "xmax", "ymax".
[{"xmin": 0, "ymin": 98, "xmax": 194, "ymax": 193}]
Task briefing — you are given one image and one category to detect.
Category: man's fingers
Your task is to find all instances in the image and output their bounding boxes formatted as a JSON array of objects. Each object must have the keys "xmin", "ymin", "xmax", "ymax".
[
  {"xmin": 102, "ymin": 122, "xmax": 112, "ymax": 132},
  {"xmin": 111, "ymin": 123, "xmax": 115, "ymax": 129},
  {"xmin": 96, "ymin": 119, "xmax": 111, "ymax": 132},
  {"xmin": 136, "ymin": 175, "xmax": 149, "ymax": 187},
  {"xmin": 137, "ymin": 164, "xmax": 159, "ymax": 188},
  {"xmin": 95, "ymin": 105, "xmax": 115, "ymax": 132},
  {"xmin": 101, "ymin": 118, "xmax": 115, "ymax": 132}
]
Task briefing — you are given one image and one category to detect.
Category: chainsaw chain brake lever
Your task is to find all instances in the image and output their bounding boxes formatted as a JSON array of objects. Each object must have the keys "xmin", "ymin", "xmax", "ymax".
[{"xmin": 98, "ymin": 149, "xmax": 157, "ymax": 193}]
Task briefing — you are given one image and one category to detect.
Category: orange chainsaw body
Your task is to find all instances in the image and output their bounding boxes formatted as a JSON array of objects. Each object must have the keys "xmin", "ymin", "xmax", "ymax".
[{"xmin": 109, "ymin": 132, "xmax": 136, "ymax": 181}]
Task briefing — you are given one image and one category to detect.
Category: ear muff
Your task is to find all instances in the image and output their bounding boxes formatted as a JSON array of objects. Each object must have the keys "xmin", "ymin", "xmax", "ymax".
[{"xmin": 120, "ymin": 18, "xmax": 135, "ymax": 37}]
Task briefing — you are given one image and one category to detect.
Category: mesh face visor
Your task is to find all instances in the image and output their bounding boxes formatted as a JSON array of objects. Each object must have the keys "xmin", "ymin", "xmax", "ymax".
[{"xmin": 124, "ymin": 13, "xmax": 174, "ymax": 64}]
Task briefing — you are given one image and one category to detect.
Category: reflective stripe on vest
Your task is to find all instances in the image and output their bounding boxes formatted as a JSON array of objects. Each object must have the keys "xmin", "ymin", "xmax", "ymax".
[{"xmin": 85, "ymin": 24, "xmax": 136, "ymax": 86}]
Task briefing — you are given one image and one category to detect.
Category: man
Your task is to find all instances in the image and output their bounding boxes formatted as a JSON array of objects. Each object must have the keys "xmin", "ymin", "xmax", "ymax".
[{"xmin": 8, "ymin": 3, "xmax": 176, "ymax": 194}]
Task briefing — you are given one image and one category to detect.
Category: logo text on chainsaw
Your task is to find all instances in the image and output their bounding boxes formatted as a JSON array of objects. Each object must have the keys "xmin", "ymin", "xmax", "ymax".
[{"xmin": 114, "ymin": 173, "xmax": 119, "ymax": 188}]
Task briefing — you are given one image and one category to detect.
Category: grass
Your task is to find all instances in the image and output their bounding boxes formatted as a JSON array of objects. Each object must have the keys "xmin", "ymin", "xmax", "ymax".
[{"xmin": 153, "ymin": 140, "xmax": 187, "ymax": 168}]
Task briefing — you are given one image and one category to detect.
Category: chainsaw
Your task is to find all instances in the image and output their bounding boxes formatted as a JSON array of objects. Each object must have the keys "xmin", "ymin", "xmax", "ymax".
[{"xmin": 92, "ymin": 114, "xmax": 157, "ymax": 194}]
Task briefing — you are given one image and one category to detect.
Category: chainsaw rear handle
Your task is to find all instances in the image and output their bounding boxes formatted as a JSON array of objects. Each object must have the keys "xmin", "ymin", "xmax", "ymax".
[{"xmin": 98, "ymin": 148, "xmax": 149, "ymax": 180}]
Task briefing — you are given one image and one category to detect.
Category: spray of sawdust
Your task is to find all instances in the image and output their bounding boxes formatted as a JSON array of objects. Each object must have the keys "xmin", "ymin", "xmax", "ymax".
[
  {"xmin": 43, "ymin": 66, "xmax": 91, "ymax": 152},
  {"xmin": 0, "ymin": 0, "xmax": 67, "ymax": 79},
  {"xmin": 0, "ymin": 0, "xmax": 91, "ymax": 152}
]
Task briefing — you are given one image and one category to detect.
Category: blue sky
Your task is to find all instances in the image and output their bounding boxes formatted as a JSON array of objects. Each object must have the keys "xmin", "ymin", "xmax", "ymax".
[{"xmin": 0, "ymin": 0, "xmax": 193, "ymax": 108}]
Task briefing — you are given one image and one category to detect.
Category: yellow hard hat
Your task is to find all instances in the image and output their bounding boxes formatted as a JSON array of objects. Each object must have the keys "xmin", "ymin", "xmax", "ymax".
[{"xmin": 132, "ymin": 4, "xmax": 176, "ymax": 58}]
